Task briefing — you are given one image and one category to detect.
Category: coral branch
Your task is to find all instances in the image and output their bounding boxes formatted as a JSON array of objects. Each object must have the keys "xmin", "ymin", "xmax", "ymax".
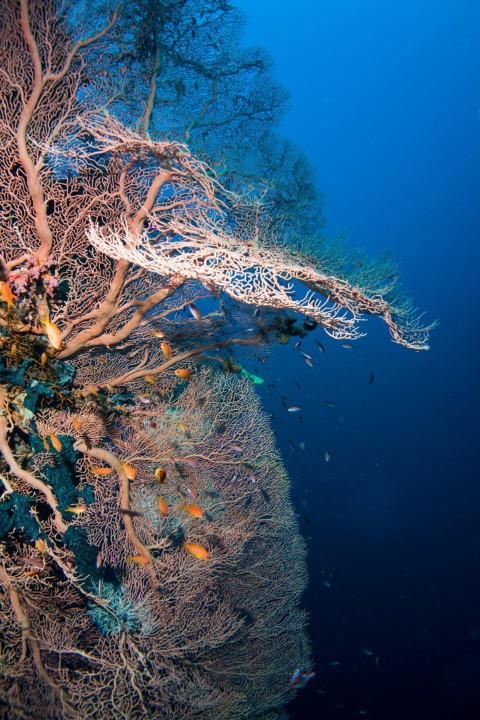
[
  {"xmin": 0, "ymin": 565, "xmax": 75, "ymax": 715},
  {"xmin": 0, "ymin": 389, "xmax": 67, "ymax": 534},
  {"xmin": 77, "ymin": 442, "xmax": 153, "ymax": 564}
]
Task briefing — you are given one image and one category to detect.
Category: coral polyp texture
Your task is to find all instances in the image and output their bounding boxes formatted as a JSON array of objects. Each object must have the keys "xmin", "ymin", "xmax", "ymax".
[{"xmin": 0, "ymin": 1, "xmax": 433, "ymax": 718}]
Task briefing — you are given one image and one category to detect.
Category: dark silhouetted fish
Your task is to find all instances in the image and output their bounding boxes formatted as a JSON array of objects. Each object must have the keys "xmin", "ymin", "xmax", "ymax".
[{"xmin": 260, "ymin": 488, "xmax": 271, "ymax": 502}]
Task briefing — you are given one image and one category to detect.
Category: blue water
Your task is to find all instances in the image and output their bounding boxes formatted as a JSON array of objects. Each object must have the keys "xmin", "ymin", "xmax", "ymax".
[{"xmin": 236, "ymin": 1, "xmax": 480, "ymax": 718}]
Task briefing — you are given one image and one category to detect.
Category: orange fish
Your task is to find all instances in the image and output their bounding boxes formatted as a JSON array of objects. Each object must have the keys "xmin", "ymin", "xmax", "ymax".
[
  {"xmin": 40, "ymin": 352, "xmax": 48, "ymax": 367},
  {"xmin": 183, "ymin": 542, "xmax": 209, "ymax": 560},
  {"xmin": 120, "ymin": 462, "xmax": 136, "ymax": 480},
  {"xmin": 160, "ymin": 342, "xmax": 172, "ymax": 359},
  {"xmin": 144, "ymin": 375, "xmax": 155, "ymax": 385},
  {"xmin": 72, "ymin": 415, "xmax": 81, "ymax": 431},
  {"xmin": 48, "ymin": 433, "xmax": 62, "ymax": 452},
  {"xmin": 65, "ymin": 505, "xmax": 87, "ymax": 515},
  {"xmin": 152, "ymin": 330, "xmax": 166, "ymax": 339},
  {"xmin": 25, "ymin": 569, "xmax": 43, "ymax": 577},
  {"xmin": 0, "ymin": 281, "xmax": 14, "ymax": 308},
  {"xmin": 177, "ymin": 420, "xmax": 187, "ymax": 432},
  {"xmin": 154, "ymin": 467, "xmax": 166, "ymax": 483},
  {"xmin": 126, "ymin": 555, "xmax": 150, "ymax": 565},
  {"xmin": 184, "ymin": 504, "xmax": 204, "ymax": 519},
  {"xmin": 35, "ymin": 538, "xmax": 46, "ymax": 554},
  {"xmin": 41, "ymin": 319, "xmax": 62, "ymax": 350},
  {"xmin": 174, "ymin": 368, "xmax": 191, "ymax": 380},
  {"xmin": 96, "ymin": 552, "xmax": 103, "ymax": 569},
  {"xmin": 157, "ymin": 496, "xmax": 168, "ymax": 516},
  {"xmin": 42, "ymin": 437, "xmax": 49, "ymax": 451},
  {"xmin": 90, "ymin": 466, "xmax": 113, "ymax": 476},
  {"xmin": 82, "ymin": 384, "xmax": 99, "ymax": 397}
]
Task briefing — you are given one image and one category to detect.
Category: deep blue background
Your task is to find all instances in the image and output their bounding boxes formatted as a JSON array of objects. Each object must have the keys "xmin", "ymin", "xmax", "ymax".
[{"xmin": 234, "ymin": 1, "xmax": 480, "ymax": 718}]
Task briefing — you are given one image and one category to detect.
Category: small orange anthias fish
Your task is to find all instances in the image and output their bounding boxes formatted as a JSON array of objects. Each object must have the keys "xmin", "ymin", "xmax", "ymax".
[
  {"xmin": 65, "ymin": 505, "xmax": 87, "ymax": 515},
  {"xmin": 120, "ymin": 462, "xmax": 136, "ymax": 480},
  {"xmin": 81, "ymin": 384, "xmax": 99, "ymax": 397},
  {"xmin": 184, "ymin": 504, "xmax": 204, "ymax": 519},
  {"xmin": 155, "ymin": 467, "xmax": 167, "ymax": 483},
  {"xmin": 174, "ymin": 368, "xmax": 191, "ymax": 380},
  {"xmin": 177, "ymin": 420, "xmax": 187, "ymax": 432},
  {"xmin": 160, "ymin": 342, "xmax": 172, "ymax": 359},
  {"xmin": 157, "ymin": 496, "xmax": 168, "ymax": 516},
  {"xmin": 144, "ymin": 375, "xmax": 155, "ymax": 384},
  {"xmin": 40, "ymin": 318, "xmax": 62, "ymax": 350},
  {"xmin": 0, "ymin": 280, "xmax": 14, "ymax": 308},
  {"xmin": 48, "ymin": 433, "xmax": 62, "ymax": 452},
  {"xmin": 72, "ymin": 415, "xmax": 81, "ymax": 431},
  {"xmin": 35, "ymin": 538, "xmax": 46, "ymax": 554},
  {"xmin": 183, "ymin": 542, "xmax": 209, "ymax": 560},
  {"xmin": 126, "ymin": 555, "xmax": 150, "ymax": 565},
  {"xmin": 90, "ymin": 466, "xmax": 113, "ymax": 476}
]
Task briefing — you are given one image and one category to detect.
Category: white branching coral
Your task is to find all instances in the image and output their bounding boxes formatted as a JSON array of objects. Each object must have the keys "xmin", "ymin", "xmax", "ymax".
[{"xmin": 88, "ymin": 215, "xmax": 361, "ymax": 341}]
